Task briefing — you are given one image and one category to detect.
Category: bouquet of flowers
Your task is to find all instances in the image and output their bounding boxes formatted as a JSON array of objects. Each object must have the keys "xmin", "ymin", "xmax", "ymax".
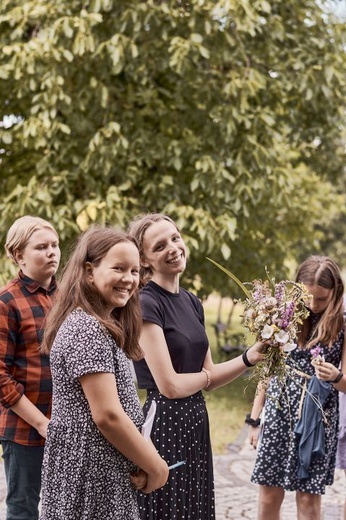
[
  {"xmin": 242, "ymin": 277, "xmax": 311, "ymax": 385},
  {"xmin": 207, "ymin": 259, "xmax": 311, "ymax": 387}
]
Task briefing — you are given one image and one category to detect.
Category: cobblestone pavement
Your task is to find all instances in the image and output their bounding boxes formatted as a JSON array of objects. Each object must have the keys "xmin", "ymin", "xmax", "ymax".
[
  {"xmin": 214, "ymin": 427, "xmax": 345, "ymax": 520},
  {"xmin": 0, "ymin": 428, "xmax": 344, "ymax": 519}
]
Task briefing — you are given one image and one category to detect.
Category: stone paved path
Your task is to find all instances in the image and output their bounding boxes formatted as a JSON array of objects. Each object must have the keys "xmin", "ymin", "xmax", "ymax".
[
  {"xmin": 214, "ymin": 426, "xmax": 345, "ymax": 519},
  {"xmin": 0, "ymin": 428, "xmax": 344, "ymax": 519}
]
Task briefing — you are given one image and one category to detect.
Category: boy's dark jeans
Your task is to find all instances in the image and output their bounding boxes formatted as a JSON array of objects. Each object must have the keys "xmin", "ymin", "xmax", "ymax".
[{"xmin": 1, "ymin": 440, "xmax": 44, "ymax": 520}]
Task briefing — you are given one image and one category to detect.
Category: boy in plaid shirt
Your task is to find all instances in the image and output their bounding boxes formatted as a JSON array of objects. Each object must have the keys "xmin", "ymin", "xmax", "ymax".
[{"xmin": 0, "ymin": 216, "xmax": 60, "ymax": 520}]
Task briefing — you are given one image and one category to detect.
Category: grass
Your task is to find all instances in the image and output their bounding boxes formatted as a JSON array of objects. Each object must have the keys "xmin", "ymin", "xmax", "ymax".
[
  {"xmin": 137, "ymin": 294, "xmax": 257, "ymax": 455},
  {"xmin": 203, "ymin": 295, "xmax": 256, "ymax": 453},
  {"xmin": 203, "ymin": 376, "xmax": 256, "ymax": 454}
]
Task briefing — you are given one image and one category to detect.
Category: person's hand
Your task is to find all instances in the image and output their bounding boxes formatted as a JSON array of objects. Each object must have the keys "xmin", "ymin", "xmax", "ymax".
[
  {"xmin": 140, "ymin": 458, "xmax": 169, "ymax": 494},
  {"xmin": 130, "ymin": 469, "xmax": 148, "ymax": 491},
  {"xmin": 246, "ymin": 341, "xmax": 267, "ymax": 365},
  {"xmin": 37, "ymin": 418, "xmax": 50, "ymax": 439},
  {"xmin": 248, "ymin": 425, "xmax": 261, "ymax": 450},
  {"xmin": 313, "ymin": 359, "xmax": 340, "ymax": 382}
]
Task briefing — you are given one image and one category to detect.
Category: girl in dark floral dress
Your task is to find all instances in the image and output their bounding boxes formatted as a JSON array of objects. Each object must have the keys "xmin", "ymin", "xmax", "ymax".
[
  {"xmin": 40, "ymin": 226, "xmax": 168, "ymax": 520},
  {"xmin": 248, "ymin": 256, "xmax": 346, "ymax": 520}
]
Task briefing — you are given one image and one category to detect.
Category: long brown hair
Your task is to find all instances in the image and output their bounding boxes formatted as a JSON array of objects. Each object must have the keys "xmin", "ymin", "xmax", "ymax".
[
  {"xmin": 42, "ymin": 225, "xmax": 143, "ymax": 360},
  {"xmin": 296, "ymin": 255, "xmax": 344, "ymax": 349},
  {"xmin": 127, "ymin": 213, "xmax": 179, "ymax": 287}
]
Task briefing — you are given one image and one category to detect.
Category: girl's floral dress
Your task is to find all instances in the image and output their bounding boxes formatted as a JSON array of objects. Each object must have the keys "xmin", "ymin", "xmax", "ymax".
[
  {"xmin": 40, "ymin": 309, "xmax": 144, "ymax": 519},
  {"xmin": 251, "ymin": 315, "xmax": 344, "ymax": 494}
]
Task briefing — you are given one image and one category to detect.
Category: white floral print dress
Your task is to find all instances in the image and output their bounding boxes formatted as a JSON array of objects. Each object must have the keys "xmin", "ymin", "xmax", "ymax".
[
  {"xmin": 251, "ymin": 314, "xmax": 344, "ymax": 495},
  {"xmin": 40, "ymin": 309, "xmax": 144, "ymax": 519}
]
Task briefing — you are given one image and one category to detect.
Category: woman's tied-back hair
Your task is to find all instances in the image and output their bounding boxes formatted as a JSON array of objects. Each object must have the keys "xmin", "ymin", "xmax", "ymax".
[
  {"xmin": 295, "ymin": 255, "xmax": 345, "ymax": 349},
  {"xmin": 42, "ymin": 225, "xmax": 143, "ymax": 360},
  {"xmin": 127, "ymin": 213, "xmax": 179, "ymax": 287},
  {"xmin": 5, "ymin": 216, "xmax": 58, "ymax": 264}
]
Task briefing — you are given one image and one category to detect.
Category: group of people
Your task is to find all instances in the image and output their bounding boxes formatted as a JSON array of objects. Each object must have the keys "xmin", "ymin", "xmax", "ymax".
[{"xmin": 0, "ymin": 214, "xmax": 345, "ymax": 520}]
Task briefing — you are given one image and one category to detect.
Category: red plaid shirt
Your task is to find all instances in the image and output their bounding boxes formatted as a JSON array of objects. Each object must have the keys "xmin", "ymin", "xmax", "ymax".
[{"xmin": 0, "ymin": 271, "xmax": 57, "ymax": 446}]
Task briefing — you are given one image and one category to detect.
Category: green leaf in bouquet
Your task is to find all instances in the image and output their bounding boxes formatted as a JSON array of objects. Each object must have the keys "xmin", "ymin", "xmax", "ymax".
[{"xmin": 206, "ymin": 258, "xmax": 251, "ymax": 299}]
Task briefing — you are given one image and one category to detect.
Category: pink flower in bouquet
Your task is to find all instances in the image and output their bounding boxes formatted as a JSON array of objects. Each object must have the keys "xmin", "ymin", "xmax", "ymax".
[
  {"xmin": 310, "ymin": 345, "xmax": 322, "ymax": 359},
  {"xmin": 310, "ymin": 344, "xmax": 325, "ymax": 365}
]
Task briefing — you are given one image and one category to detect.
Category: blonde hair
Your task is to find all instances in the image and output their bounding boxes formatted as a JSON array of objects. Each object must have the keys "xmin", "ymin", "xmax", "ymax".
[
  {"xmin": 295, "ymin": 255, "xmax": 345, "ymax": 349},
  {"xmin": 127, "ymin": 213, "xmax": 179, "ymax": 287},
  {"xmin": 5, "ymin": 216, "xmax": 58, "ymax": 264}
]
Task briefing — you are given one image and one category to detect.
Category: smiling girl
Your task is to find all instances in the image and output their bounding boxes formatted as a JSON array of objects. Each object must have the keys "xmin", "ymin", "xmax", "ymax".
[
  {"xmin": 128, "ymin": 213, "xmax": 265, "ymax": 520},
  {"xmin": 39, "ymin": 225, "xmax": 168, "ymax": 520}
]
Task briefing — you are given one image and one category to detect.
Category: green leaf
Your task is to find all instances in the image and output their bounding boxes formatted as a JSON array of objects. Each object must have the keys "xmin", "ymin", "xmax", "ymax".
[
  {"xmin": 1, "ymin": 132, "xmax": 12, "ymax": 144},
  {"xmin": 221, "ymin": 243, "xmax": 231, "ymax": 260},
  {"xmin": 206, "ymin": 258, "xmax": 251, "ymax": 298}
]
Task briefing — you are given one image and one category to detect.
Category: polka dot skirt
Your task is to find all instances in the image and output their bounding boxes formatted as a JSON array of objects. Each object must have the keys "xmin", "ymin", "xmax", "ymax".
[{"xmin": 138, "ymin": 390, "xmax": 215, "ymax": 519}]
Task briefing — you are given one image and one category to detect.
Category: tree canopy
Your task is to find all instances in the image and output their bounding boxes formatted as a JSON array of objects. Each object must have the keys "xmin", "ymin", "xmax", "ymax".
[{"xmin": 0, "ymin": 0, "xmax": 345, "ymax": 294}]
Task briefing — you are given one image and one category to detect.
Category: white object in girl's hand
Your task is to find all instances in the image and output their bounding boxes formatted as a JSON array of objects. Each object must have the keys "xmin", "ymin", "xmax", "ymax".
[{"xmin": 141, "ymin": 401, "xmax": 157, "ymax": 440}]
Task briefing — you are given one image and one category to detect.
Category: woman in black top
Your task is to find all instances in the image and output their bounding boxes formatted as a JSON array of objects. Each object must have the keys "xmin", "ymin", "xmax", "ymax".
[{"xmin": 128, "ymin": 213, "xmax": 265, "ymax": 520}]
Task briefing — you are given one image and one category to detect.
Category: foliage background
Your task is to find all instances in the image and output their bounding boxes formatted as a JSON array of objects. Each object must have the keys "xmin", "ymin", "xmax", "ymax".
[{"xmin": 0, "ymin": 0, "xmax": 345, "ymax": 293}]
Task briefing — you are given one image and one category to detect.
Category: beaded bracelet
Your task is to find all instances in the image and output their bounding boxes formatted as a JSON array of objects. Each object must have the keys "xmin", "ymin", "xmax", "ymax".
[
  {"xmin": 201, "ymin": 368, "xmax": 211, "ymax": 389},
  {"xmin": 242, "ymin": 348, "xmax": 255, "ymax": 368}
]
